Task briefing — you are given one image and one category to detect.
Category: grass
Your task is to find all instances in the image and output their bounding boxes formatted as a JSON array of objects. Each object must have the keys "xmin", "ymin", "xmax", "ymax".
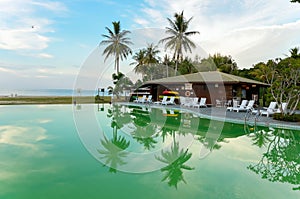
[{"xmin": 0, "ymin": 96, "xmax": 112, "ymax": 105}]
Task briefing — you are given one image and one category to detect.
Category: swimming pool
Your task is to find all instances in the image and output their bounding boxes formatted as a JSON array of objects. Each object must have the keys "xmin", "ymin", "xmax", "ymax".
[{"xmin": 0, "ymin": 104, "xmax": 299, "ymax": 199}]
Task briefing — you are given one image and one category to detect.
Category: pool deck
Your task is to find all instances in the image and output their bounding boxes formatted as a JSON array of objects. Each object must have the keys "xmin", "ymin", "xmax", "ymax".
[{"xmin": 123, "ymin": 102, "xmax": 300, "ymax": 130}]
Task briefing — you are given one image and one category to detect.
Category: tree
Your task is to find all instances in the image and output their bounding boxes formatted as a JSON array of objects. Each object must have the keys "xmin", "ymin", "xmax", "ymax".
[
  {"xmin": 289, "ymin": 47, "xmax": 300, "ymax": 59},
  {"xmin": 262, "ymin": 58, "xmax": 300, "ymax": 115},
  {"xmin": 178, "ymin": 57, "xmax": 197, "ymax": 75},
  {"xmin": 291, "ymin": 0, "xmax": 300, "ymax": 3},
  {"xmin": 112, "ymin": 72, "xmax": 133, "ymax": 99},
  {"xmin": 132, "ymin": 43, "xmax": 163, "ymax": 81},
  {"xmin": 159, "ymin": 11, "xmax": 199, "ymax": 75},
  {"xmin": 143, "ymin": 43, "xmax": 161, "ymax": 80},
  {"xmin": 195, "ymin": 56, "xmax": 217, "ymax": 72},
  {"xmin": 100, "ymin": 21, "xmax": 133, "ymax": 74},
  {"xmin": 211, "ymin": 53, "xmax": 238, "ymax": 74},
  {"xmin": 131, "ymin": 49, "xmax": 147, "ymax": 78}
]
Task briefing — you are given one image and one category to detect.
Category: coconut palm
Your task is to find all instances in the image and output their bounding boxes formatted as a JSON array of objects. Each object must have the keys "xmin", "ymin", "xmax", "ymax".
[
  {"xmin": 159, "ymin": 11, "xmax": 199, "ymax": 75},
  {"xmin": 131, "ymin": 43, "xmax": 161, "ymax": 80},
  {"xmin": 100, "ymin": 21, "xmax": 133, "ymax": 74},
  {"xmin": 289, "ymin": 47, "xmax": 300, "ymax": 59},
  {"xmin": 131, "ymin": 49, "xmax": 147, "ymax": 78},
  {"xmin": 144, "ymin": 43, "xmax": 161, "ymax": 80}
]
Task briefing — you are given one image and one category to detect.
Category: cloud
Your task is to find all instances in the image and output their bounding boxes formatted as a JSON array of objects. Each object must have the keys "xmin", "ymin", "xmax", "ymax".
[
  {"xmin": 0, "ymin": 0, "xmax": 67, "ymax": 55},
  {"xmin": 36, "ymin": 53, "xmax": 54, "ymax": 59},
  {"xmin": 133, "ymin": 0, "xmax": 300, "ymax": 68},
  {"xmin": 0, "ymin": 125, "xmax": 47, "ymax": 150}
]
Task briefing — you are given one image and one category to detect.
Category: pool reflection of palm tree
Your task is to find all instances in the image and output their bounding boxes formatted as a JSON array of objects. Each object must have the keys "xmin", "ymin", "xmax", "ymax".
[
  {"xmin": 98, "ymin": 104, "xmax": 130, "ymax": 173},
  {"xmin": 132, "ymin": 124, "xmax": 159, "ymax": 150},
  {"xmin": 247, "ymin": 128, "xmax": 300, "ymax": 191},
  {"xmin": 155, "ymin": 134, "xmax": 194, "ymax": 188},
  {"xmin": 98, "ymin": 133, "xmax": 130, "ymax": 173}
]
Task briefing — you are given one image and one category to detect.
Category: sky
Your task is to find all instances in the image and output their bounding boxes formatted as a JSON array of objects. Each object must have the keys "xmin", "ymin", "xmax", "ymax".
[{"xmin": 1, "ymin": 0, "xmax": 300, "ymax": 90}]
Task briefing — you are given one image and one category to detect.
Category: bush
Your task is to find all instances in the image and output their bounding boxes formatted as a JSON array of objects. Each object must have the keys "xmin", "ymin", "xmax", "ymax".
[
  {"xmin": 95, "ymin": 95, "xmax": 101, "ymax": 103},
  {"xmin": 273, "ymin": 113, "xmax": 300, "ymax": 122}
]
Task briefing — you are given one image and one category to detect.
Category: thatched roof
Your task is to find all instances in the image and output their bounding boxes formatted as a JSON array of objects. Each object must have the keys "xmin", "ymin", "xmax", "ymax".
[{"xmin": 146, "ymin": 71, "xmax": 268, "ymax": 86}]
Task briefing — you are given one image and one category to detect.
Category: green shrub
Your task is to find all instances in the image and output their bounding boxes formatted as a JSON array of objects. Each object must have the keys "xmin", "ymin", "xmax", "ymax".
[
  {"xmin": 273, "ymin": 113, "xmax": 300, "ymax": 122},
  {"xmin": 95, "ymin": 95, "xmax": 101, "ymax": 103}
]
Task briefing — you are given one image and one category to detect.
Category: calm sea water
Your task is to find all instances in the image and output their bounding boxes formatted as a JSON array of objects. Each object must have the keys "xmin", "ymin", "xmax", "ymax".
[
  {"xmin": 0, "ymin": 104, "xmax": 299, "ymax": 199},
  {"xmin": 0, "ymin": 88, "xmax": 110, "ymax": 96}
]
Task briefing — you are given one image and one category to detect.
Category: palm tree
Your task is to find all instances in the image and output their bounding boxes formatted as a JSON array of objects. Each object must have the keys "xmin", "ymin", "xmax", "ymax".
[
  {"xmin": 131, "ymin": 43, "xmax": 161, "ymax": 81},
  {"xmin": 100, "ymin": 21, "xmax": 133, "ymax": 74},
  {"xmin": 144, "ymin": 43, "xmax": 160, "ymax": 80},
  {"xmin": 289, "ymin": 47, "xmax": 300, "ymax": 59},
  {"xmin": 159, "ymin": 11, "xmax": 199, "ymax": 75},
  {"xmin": 131, "ymin": 49, "xmax": 146, "ymax": 78}
]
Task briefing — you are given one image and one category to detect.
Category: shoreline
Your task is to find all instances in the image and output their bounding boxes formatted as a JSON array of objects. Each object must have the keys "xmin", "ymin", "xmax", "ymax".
[{"xmin": 0, "ymin": 96, "xmax": 112, "ymax": 105}]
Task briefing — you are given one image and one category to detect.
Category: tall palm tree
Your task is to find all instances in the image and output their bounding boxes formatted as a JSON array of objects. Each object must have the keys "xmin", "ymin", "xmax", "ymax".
[
  {"xmin": 144, "ymin": 43, "xmax": 160, "ymax": 80},
  {"xmin": 131, "ymin": 43, "xmax": 161, "ymax": 80},
  {"xmin": 131, "ymin": 49, "xmax": 147, "ymax": 78},
  {"xmin": 100, "ymin": 21, "xmax": 133, "ymax": 74},
  {"xmin": 289, "ymin": 47, "xmax": 300, "ymax": 59},
  {"xmin": 159, "ymin": 11, "xmax": 199, "ymax": 75}
]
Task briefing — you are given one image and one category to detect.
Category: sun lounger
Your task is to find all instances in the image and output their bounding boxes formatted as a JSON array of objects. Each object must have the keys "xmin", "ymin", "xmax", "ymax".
[
  {"xmin": 145, "ymin": 95, "xmax": 152, "ymax": 103},
  {"xmin": 162, "ymin": 96, "xmax": 176, "ymax": 105},
  {"xmin": 194, "ymin": 98, "xmax": 207, "ymax": 108},
  {"xmin": 134, "ymin": 95, "xmax": 146, "ymax": 103},
  {"xmin": 234, "ymin": 100, "xmax": 254, "ymax": 112},
  {"xmin": 154, "ymin": 96, "xmax": 168, "ymax": 105},
  {"xmin": 232, "ymin": 100, "xmax": 248, "ymax": 112},
  {"xmin": 260, "ymin": 101, "xmax": 277, "ymax": 117}
]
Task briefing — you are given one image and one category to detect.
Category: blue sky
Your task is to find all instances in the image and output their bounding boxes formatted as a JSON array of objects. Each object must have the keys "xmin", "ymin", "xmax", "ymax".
[{"xmin": 1, "ymin": 0, "xmax": 300, "ymax": 90}]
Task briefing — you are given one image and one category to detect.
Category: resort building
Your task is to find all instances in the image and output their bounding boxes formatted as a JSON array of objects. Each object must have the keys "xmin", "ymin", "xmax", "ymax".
[{"xmin": 133, "ymin": 71, "xmax": 268, "ymax": 105}]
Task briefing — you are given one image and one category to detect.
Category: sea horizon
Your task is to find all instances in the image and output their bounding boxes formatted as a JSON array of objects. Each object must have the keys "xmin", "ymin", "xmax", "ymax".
[{"xmin": 0, "ymin": 88, "xmax": 111, "ymax": 97}]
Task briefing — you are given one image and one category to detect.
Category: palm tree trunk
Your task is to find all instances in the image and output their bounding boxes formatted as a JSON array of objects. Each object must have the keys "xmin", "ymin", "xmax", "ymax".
[
  {"xmin": 116, "ymin": 56, "xmax": 120, "ymax": 74},
  {"xmin": 175, "ymin": 53, "xmax": 180, "ymax": 75},
  {"xmin": 166, "ymin": 64, "xmax": 169, "ymax": 77}
]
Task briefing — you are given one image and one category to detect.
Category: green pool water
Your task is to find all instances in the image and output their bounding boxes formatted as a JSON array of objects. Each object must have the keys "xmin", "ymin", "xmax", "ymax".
[{"xmin": 0, "ymin": 104, "xmax": 299, "ymax": 199}]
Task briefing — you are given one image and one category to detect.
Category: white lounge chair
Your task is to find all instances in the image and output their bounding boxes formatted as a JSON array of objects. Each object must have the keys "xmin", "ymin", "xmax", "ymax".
[
  {"xmin": 260, "ymin": 102, "xmax": 277, "ymax": 117},
  {"xmin": 227, "ymin": 100, "xmax": 238, "ymax": 111},
  {"xmin": 186, "ymin": 97, "xmax": 198, "ymax": 107},
  {"xmin": 233, "ymin": 100, "xmax": 248, "ymax": 112},
  {"xmin": 234, "ymin": 100, "xmax": 254, "ymax": 112},
  {"xmin": 145, "ymin": 95, "xmax": 152, "ymax": 103},
  {"xmin": 215, "ymin": 99, "xmax": 222, "ymax": 107},
  {"xmin": 154, "ymin": 96, "xmax": 168, "ymax": 105},
  {"xmin": 194, "ymin": 98, "xmax": 207, "ymax": 108},
  {"xmin": 180, "ymin": 97, "xmax": 187, "ymax": 106},
  {"xmin": 224, "ymin": 100, "xmax": 232, "ymax": 107},
  {"xmin": 134, "ymin": 95, "xmax": 146, "ymax": 103},
  {"xmin": 162, "ymin": 96, "xmax": 176, "ymax": 105}
]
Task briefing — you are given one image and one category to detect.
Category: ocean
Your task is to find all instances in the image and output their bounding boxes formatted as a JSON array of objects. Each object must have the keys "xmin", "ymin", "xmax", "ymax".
[{"xmin": 0, "ymin": 89, "xmax": 109, "ymax": 97}]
